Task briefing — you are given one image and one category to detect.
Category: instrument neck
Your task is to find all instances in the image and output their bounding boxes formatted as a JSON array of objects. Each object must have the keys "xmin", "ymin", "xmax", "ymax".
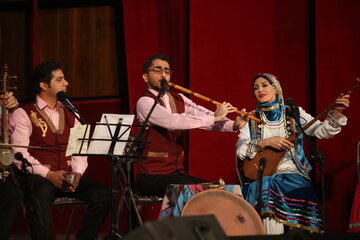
[{"xmin": 1, "ymin": 106, "xmax": 9, "ymax": 144}]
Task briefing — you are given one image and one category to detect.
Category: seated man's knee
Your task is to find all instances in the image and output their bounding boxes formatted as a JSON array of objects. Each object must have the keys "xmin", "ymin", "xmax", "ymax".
[{"xmin": 4, "ymin": 183, "xmax": 23, "ymax": 205}]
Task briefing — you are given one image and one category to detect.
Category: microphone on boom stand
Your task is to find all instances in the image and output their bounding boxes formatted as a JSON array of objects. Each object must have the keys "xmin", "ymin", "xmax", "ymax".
[
  {"xmin": 56, "ymin": 91, "xmax": 86, "ymax": 124},
  {"xmin": 256, "ymin": 157, "xmax": 267, "ymax": 217},
  {"xmin": 14, "ymin": 152, "xmax": 31, "ymax": 174},
  {"xmin": 159, "ymin": 78, "xmax": 169, "ymax": 96},
  {"xmin": 285, "ymin": 97, "xmax": 327, "ymax": 230}
]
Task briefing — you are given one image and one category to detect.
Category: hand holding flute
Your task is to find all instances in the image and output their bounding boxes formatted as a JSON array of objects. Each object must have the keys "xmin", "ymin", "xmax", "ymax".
[
  {"xmin": 214, "ymin": 102, "xmax": 249, "ymax": 130},
  {"xmin": 168, "ymin": 81, "xmax": 262, "ymax": 124}
]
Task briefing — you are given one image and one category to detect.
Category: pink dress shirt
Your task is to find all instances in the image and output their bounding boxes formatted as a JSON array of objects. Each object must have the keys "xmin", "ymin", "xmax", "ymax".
[
  {"xmin": 136, "ymin": 89, "xmax": 235, "ymax": 132},
  {"xmin": 11, "ymin": 95, "xmax": 88, "ymax": 177},
  {"xmin": 0, "ymin": 108, "xmax": 15, "ymax": 134}
]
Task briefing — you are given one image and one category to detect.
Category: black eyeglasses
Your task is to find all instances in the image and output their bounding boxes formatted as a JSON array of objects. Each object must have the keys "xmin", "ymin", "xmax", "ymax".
[{"xmin": 148, "ymin": 67, "xmax": 173, "ymax": 76}]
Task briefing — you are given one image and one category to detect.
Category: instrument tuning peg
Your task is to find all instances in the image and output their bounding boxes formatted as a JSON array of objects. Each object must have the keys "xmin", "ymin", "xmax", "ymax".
[{"xmin": 8, "ymin": 75, "xmax": 18, "ymax": 80}]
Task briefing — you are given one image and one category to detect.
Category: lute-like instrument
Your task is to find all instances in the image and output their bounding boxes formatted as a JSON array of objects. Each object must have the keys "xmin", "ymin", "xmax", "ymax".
[
  {"xmin": 0, "ymin": 64, "xmax": 17, "ymax": 170},
  {"xmin": 242, "ymin": 78, "xmax": 360, "ymax": 181}
]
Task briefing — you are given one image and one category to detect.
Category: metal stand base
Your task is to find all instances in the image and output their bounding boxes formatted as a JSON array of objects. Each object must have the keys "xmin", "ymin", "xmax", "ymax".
[
  {"xmin": 103, "ymin": 232, "xmax": 122, "ymax": 240},
  {"xmin": 117, "ymin": 159, "xmax": 143, "ymax": 229}
]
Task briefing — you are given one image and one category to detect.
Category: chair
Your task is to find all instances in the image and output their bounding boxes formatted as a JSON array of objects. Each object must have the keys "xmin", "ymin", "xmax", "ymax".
[
  {"xmin": 53, "ymin": 197, "xmax": 86, "ymax": 240},
  {"xmin": 9, "ymin": 166, "xmax": 86, "ymax": 240},
  {"xmin": 135, "ymin": 195, "xmax": 164, "ymax": 212},
  {"xmin": 130, "ymin": 163, "xmax": 164, "ymax": 224}
]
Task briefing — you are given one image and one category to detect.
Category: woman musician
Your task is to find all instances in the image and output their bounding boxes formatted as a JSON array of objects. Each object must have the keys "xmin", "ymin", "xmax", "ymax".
[{"xmin": 236, "ymin": 73, "xmax": 350, "ymax": 234}]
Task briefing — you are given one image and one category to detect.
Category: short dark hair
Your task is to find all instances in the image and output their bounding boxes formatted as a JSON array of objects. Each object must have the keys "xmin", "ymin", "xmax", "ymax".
[
  {"xmin": 33, "ymin": 61, "xmax": 63, "ymax": 94},
  {"xmin": 143, "ymin": 54, "xmax": 172, "ymax": 73}
]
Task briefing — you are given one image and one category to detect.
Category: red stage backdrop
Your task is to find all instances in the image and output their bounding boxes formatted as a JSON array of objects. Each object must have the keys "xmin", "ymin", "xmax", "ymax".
[
  {"xmin": 122, "ymin": 0, "xmax": 360, "ymax": 232},
  {"xmin": 316, "ymin": 0, "xmax": 360, "ymax": 232}
]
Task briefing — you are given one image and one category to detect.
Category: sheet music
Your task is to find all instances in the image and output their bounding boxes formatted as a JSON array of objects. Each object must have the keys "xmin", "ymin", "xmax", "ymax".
[
  {"xmin": 87, "ymin": 114, "xmax": 134, "ymax": 156},
  {"xmin": 66, "ymin": 124, "xmax": 90, "ymax": 157}
]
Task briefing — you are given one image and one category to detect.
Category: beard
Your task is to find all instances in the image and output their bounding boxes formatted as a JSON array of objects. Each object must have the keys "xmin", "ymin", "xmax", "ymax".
[{"xmin": 148, "ymin": 81, "xmax": 161, "ymax": 91}]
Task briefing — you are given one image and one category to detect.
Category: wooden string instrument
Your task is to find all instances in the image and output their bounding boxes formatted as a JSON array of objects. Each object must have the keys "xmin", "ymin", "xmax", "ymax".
[
  {"xmin": 167, "ymin": 81, "xmax": 262, "ymax": 123},
  {"xmin": 242, "ymin": 78, "xmax": 360, "ymax": 181},
  {"xmin": 0, "ymin": 64, "xmax": 17, "ymax": 171}
]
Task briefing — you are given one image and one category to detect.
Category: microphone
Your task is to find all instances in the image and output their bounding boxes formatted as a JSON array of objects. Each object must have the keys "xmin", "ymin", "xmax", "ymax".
[
  {"xmin": 258, "ymin": 157, "xmax": 267, "ymax": 172},
  {"xmin": 56, "ymin": 91, "xmax": 80, "ymax": 114},
  {"xmin": 14, "ymin": 152, "xmax": 32, "ymax": 166},
  {"xmin": 285, "ymin": 98, "xmax": 299, "ymax": 117},
  {"xmin": 160, "ymin": 78, "xmax": 169, "ymax": 92}
]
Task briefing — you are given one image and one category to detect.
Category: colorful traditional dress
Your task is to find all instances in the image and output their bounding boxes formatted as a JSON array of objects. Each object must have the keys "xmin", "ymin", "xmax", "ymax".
[{"xmin": 236, "ymin": 73, "xmax": 347, "ymax": 234}]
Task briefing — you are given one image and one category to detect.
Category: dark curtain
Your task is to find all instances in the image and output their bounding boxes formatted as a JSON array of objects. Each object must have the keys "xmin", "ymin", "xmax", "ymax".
[
  {"xmin": 123, "ymin": 0, "xmax": 189, "ymax": 111},
  {"xmin": 32, "ymin": 0, "xmax": 39, "ymax": 67}
]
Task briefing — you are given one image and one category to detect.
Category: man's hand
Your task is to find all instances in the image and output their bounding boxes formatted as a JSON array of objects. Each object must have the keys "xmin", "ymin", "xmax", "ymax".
[
  {"xmin": 69, "ymin": 172, "xmax": 82, "ymax": 192},
  {"xmin": 0, "ymin": 92, "xmax": 19, "ymax": 111},
  {"xmin": 214, "ymin": 102, "xmax": 237, "ymax": 122},
  {"xmin": 46, "ymin": 170, "xmax": 69, "ymax": 190}
]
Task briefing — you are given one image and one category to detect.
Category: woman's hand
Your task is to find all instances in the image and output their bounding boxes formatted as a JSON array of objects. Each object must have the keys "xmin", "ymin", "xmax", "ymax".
[
  {"xmin": 333, "ymin": 93, "xmax": 350, "ymax": 113},
  {"xmin": 330, "ymin": 93, "xmax": 350, "ymax": 119},
  {"xmin": 258, "ymin": 137, "xmax": 293, "ymax": 151},
  {"xmin": 233, "ymin": 109, "xmax": 251, "ymax": 130}
]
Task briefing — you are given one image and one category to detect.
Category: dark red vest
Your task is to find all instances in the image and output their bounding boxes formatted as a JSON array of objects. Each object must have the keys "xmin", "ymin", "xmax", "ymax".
[
  {"xmin": 137, "ymin": 90, "xmax": 186, "ymax": 175},
  {"xmin": 22, "ymin": 102, "xmax": 75, "ymax": 172}
]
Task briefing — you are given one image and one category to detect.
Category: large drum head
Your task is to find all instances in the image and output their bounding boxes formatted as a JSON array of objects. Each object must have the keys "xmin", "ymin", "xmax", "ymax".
[{"xmin": 181, "ymin": 189, "xmax": 265, "ymax": 236}]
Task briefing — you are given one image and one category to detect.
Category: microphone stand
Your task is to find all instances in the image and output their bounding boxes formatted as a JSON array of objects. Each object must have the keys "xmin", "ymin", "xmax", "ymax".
[
  {"xmin": 286, "ymin": 103, "xmax": 327, "ymax": 231},
  {"xmin": 104, "ymin": 117, "xmax": 123, "ymax": 240},
  {"xmin": 311, "ymin": 150, "xmax": 326, "ymax": 231},
  {"xmin": 115, "ymin": 86, "xmax": 167, "ymax": 232},
  {"xmin": 63, "ymin": 105, "xmax": 86, "ymax": 124},
  {"xmin": 256, "ymin": 158, "xmax": 266, "ymax": 217},
  {"xmin": 21, "ymin": 161, "xmax": 30, "ymax": 175},
  {"xmin": 13, "ymin": 154, "xmax": 43, "ymax": 234},
  {"xmin": 136, "ymin": 83, "xmax": 168, "ymax": 140}
]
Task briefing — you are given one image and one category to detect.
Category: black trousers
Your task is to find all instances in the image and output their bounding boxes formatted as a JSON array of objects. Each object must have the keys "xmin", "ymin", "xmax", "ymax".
[
  {"xmin": 0, "ymin": 181, "xmax": 23, "ymax": 240},
  {"xmin": 19, "ymin": 174, "xmax": 111, "ymax": 240},
  {"xmin": 135, "ymin": 170, "xmax": 207, "ymax": 197}
]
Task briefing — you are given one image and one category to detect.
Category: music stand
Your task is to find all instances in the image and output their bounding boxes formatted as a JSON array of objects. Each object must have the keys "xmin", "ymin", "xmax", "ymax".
[{"xmin": 68, "ymin": 113, "xmax": 141, "ymax": 239}]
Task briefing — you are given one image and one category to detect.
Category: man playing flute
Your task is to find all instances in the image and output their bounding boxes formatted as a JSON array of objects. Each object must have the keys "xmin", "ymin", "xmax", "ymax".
[{"xmin": 135, "ymin": 54, "xmax": 247, "ymax": 197}]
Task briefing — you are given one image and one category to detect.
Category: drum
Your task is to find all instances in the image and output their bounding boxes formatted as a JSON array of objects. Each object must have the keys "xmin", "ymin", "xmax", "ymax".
[{"xmin": 181, "ymin": 189, "xmax": 265, "ymax": 236}]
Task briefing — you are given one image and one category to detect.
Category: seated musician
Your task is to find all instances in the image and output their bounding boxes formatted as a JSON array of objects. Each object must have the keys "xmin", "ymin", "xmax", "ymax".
[
  {"xmin": 135, "ymin": 54, "xmax": 247, "ymax": 197},
  {"xmin": 0, "ymin": 92, "xmax": 23, "ymax": 240},
  {"xmin": 11, "ymin": 61, "xmax": 111, "ymax": 240},
  {"xmin": 236, "ymin": 73, "xmax": 350, "ymax": 234}
]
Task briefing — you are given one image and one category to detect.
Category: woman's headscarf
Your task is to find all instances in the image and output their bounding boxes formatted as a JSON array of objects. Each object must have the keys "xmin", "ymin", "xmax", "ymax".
[
  {"xmin": 252, "ymin": 73, "xmax": 285, "ymax": 121},
  {"xmin": 252, "ymin": 73, "xmax": 284, "ymax": 106}
]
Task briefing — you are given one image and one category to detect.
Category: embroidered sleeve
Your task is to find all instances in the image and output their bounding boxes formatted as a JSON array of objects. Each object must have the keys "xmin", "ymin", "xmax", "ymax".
[
  {"xmin": 326, "ymin": 110, "xmax": 347, "ymax": 128},
  {"xmin": 246, "ymin": 139, "xmax": 262, "ymax": 159}
]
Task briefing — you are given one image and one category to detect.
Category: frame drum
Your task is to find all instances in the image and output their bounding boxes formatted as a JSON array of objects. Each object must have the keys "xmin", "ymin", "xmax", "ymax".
[{"xmin": 181, "ymin": 189, "xmax": 265, "ymax": 236}]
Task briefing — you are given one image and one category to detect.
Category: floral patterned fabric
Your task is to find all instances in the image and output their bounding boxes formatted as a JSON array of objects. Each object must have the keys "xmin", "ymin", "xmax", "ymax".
[{"xmin": 160, "ymin": 184, "xmax": 242, "ymax": 218}]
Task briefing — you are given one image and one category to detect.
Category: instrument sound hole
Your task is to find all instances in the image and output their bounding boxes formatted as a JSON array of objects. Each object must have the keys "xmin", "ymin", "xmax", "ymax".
[{"xmin": 236, "ymin": 215, "xmax": 245, "ymax": 223}]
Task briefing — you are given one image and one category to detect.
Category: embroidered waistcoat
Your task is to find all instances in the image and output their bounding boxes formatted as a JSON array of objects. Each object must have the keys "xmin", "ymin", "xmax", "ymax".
[
  {"xmin": 136, "ymin": 90, "xmax": 186, "ymax": 175},
  {"xmin": 22, "ymin": 102, "xmax": 75, "ymax": 172}
]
